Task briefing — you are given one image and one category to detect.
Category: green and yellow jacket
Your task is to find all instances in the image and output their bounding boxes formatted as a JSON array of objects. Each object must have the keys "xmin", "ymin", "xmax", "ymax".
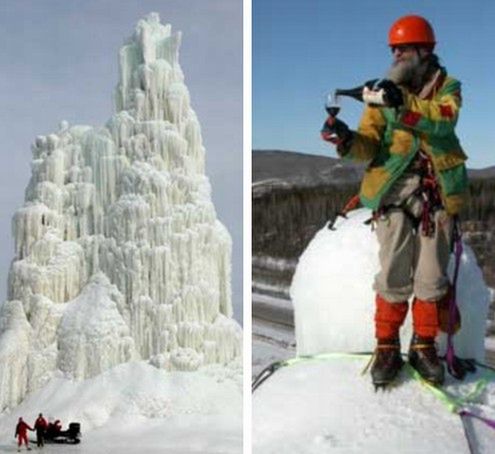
[{"xmin": 341, "ymin": 71, "xmax": 468, "ymax": 215}]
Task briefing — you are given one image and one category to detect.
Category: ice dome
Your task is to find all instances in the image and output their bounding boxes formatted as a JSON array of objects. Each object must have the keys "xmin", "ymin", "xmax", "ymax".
[{"xmin": 291, "ymin": 208, "xmax": 490, "ymax": 360}]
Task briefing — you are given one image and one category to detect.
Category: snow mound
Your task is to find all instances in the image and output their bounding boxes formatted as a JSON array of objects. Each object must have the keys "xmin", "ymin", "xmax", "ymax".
[
  {"xmin": 57, "ymin": 273, "xmax": 137, "ymax": 379},
  {"xmin": 291, "ymin": 208, "xmax": 490, "ymax": 359},
  {"xmin": 253, "ymin": 357, "xmax": 495, "ymax": 454},
  {"xmin": 0, "ymin": 359, "xmax": 242, "ymax": 453}
]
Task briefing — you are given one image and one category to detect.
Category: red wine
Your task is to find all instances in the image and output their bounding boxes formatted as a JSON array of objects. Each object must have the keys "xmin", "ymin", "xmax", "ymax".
[{"xmin": 325, "ymin": 106, "xmax": 340, "ymax": 117}]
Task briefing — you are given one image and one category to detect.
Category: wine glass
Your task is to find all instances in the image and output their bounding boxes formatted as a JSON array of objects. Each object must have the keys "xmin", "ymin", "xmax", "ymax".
[{"xmin": 325, "ymin": 91, "xmax": 341, "ymax": 117}]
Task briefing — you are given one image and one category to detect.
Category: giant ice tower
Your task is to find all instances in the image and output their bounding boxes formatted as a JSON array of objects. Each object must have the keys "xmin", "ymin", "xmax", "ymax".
[{"xmin": 0, "ymin": 13, "xmax": 241, "ymax": 410}]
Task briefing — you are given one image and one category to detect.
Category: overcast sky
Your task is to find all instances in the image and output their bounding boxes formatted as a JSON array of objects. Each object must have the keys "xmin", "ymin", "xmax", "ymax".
[
  {"xmin": 0, "ymin": 0, "xmax": 242, "ymax": 321},
  {"xmin": 254, "ymin": 0, "xmax": 495, "ymax": 169}
]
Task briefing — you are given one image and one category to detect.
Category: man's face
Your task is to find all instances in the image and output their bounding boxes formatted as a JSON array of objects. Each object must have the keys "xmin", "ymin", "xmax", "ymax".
[
  {"xmin": 387, "ymin": 45, "xmax": 430, "ymax": 85},
  {"xmin": 391, "ymin": 45, "xmax": 420, "ymax": 64}
]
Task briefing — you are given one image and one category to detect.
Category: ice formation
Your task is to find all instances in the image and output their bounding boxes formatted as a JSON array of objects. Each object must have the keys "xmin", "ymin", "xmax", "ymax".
[
  {"xmin": 291, "ymin": 208, "xmax": 490, "ymax": 359},
  {"xmin": 254, "ymin": 209, "xmax": 494, "ymax": 454},
  {"xmin": 0, "ymin": 13, "xmax": 241, "ymax": 411}
]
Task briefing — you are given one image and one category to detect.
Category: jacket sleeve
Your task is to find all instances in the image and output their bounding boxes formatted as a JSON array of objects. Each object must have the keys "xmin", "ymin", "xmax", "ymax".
[
  {"xmin": 338, "ymin": 105, "xmax": 386, "ymax": 162},
  {"xmin": 397, "ymin": 78, "xmax": 461, "ymax": 138}
]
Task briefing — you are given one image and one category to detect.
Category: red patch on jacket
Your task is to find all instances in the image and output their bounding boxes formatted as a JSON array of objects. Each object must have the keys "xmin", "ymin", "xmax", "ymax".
[
  {"xmin": 439, "ymin": 104, "xmax": 454, "ymax": 119},
  {"xmin": 402, "ymin": 110, "xmax": 422, "ymax": 127}
]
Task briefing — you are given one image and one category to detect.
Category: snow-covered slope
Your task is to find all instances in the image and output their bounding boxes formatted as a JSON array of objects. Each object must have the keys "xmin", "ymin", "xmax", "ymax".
[
  {"xmin": 0, "ymin": 11, "xmax": 241, "ymax": 428},
  {"xmin": 253, "ymin": 208, "xmax": 494, "ymax": 453}
]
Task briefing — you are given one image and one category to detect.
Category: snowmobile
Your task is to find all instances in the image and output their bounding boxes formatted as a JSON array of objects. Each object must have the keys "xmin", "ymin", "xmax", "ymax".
[{"xmin": 43, "ymin": 422, "xmax": 81, "ymax": 444}]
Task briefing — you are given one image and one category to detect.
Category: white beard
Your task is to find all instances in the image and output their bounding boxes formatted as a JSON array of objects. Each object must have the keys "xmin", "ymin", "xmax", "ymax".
[{"xmin": 387, "ymin": 52, "xmax": 429, "ymax": 89}]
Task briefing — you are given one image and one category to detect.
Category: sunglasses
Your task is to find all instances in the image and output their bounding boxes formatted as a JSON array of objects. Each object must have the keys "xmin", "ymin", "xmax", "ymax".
[{"xmin": 390, "ymin": 45, "xmax": 417, "ymax": 54}]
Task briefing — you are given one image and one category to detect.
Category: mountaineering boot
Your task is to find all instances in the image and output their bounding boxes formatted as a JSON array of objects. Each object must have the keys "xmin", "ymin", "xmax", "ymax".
[
  {"xmin": 371, "ymin": 338, "xmax": 404, "ymax": 389},
  {"xmin": 408, "ymin": 334, "xmax": 445, "ymax": 385},
  {"xmin": 371, "ymin": 295, "xmax": 408, "ymax": 389}
]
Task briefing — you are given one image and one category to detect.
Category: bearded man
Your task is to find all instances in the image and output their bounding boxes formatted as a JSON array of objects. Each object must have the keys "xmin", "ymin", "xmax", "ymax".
[{"xmin": 322, "ymin": 15, "xmax": 468, "ymax": 388}]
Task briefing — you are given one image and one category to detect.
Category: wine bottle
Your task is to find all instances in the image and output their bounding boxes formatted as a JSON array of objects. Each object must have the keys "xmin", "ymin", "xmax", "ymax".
[{"xmin": 336, "ymin": 79, "xmax": 386, "ymax": 106}]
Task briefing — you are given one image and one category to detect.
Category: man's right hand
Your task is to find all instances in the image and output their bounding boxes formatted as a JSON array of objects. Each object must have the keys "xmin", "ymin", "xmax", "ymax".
[{"xmin": 321, "ymin": 116, "xmax": 352, "ymax": 146}]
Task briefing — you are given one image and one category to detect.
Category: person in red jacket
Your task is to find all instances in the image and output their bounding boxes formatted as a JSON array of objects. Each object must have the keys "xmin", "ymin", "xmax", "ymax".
[
  {"xmin": 34, "ymin": 413, "xmax": 48, "ymax": 448},
  {"xmin": 14, "ymin": 417, "xmax": 33, "ymax": 452}
]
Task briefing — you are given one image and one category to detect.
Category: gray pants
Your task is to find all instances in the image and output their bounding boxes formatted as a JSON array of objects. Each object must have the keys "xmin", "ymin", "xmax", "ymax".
[{"xmin": 373, "ymin": 170, "xmax": 453, "ymax": 302}]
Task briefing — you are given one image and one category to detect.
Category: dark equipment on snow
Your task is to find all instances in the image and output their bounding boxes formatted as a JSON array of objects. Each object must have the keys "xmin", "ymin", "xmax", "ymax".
[{"xmin": 43, "ymin": 422, "xmax": 81, "ymax": 445}]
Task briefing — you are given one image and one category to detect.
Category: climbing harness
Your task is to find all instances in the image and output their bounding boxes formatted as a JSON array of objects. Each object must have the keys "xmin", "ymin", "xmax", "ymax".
[{"xmin": 415, "ymin": 150, "xmax": 444, "ymax": 236}]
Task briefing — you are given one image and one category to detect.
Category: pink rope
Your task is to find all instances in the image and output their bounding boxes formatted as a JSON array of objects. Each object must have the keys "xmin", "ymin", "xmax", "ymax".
[{"xmin": 446, "ymin": 218, "xmax": 463, "ymax": 376}]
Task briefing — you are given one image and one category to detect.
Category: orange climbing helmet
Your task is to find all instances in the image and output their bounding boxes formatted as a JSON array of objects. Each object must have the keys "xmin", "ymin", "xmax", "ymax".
[{"xmin": 388, "ymin": 15, "xmax": 436, "ymax": 49}]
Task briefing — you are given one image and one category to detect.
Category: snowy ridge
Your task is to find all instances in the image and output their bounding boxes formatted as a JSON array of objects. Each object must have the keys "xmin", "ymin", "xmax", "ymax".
[{"xmin": 0, "ymin": 13, "xmax": 241, "ymax": 411}]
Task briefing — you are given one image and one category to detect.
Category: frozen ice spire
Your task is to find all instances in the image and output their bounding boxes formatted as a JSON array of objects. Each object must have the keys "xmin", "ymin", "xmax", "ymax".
[{"xmin": 0, "ymin": 13, "xmax": 241, "ymax": 411}]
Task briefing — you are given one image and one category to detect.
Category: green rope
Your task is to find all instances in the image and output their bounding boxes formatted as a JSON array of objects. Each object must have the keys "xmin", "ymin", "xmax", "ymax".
[
  {"xmin": 253, "ymin": 351, "xmax": 494, "ymax": 413},
  {"xmin": 252, "ymin": 352, "xmax": 495, "ymax": 452},
  {"xmin": 282, "ymin": 351, "xmax": 372, "ymax": 367},
  {"xmin": 405, "ymin": 363, "xmax": 492, "ymax": 413}
]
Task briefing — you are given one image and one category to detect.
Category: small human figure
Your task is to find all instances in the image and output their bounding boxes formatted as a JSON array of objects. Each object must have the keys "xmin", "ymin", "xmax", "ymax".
[
  {"xmin": 53, "ymin": 419, "xmax": 62, "ymax": 432},
  {"xmin": 34, "ymin": 413, "xmax": 48, "ymax": 448},
  {"xmin": 14, "ymin": 417, "xmax": 33, "ymax": 452}
]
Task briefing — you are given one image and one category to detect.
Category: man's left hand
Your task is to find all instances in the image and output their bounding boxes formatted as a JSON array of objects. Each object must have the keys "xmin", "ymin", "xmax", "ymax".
[{"xmin": 375, "ymin": 79, "xmax": 404, "ymax": 108}]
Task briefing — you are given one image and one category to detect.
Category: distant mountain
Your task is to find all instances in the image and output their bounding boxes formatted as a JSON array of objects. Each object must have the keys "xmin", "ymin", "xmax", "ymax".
[
  {"xmin": 253, "ymin": 150, "xmax": 495, "ymax": 193},
  {"xmin": 252, "ymin": 150, "xmax": 364, "ymax": 196},
  {"xmin": 468, "ymin": 166, "xmax": 495, "ymax": 179}
]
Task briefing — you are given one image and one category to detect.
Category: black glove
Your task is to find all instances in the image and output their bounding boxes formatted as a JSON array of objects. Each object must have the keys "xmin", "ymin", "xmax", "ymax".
[
  {"xmin": 364, "ymin": 79, "xmax": 380, "ymax": 90},
  {"xmin": 321, "ymin": 116, "xmax": 352, "ymax": 146},
  {"xmin": 375, "ymin": 79, "xmax": 403, "ymax": 108}
]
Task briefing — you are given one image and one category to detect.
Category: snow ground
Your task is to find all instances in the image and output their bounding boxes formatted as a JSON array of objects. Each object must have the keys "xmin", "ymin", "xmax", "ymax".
[
  {"xmin": 253, "ymin": 208, "xmax": 495, "ymax": 452},
  {"xmin": 0, "ymin": 361, "xmax": 242, "ymax": 453},
  {"xmin": 253, "ymin": 357, "xmax": 495, "ymax": 454}
]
